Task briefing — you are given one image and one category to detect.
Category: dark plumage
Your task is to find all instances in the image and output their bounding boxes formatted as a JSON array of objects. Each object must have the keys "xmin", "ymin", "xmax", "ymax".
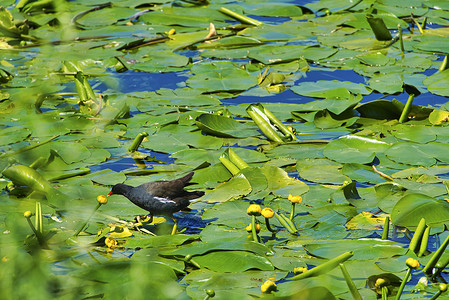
[{"xmin": 108, "ymin": 172, "xmax": 203, "ymax": 220}]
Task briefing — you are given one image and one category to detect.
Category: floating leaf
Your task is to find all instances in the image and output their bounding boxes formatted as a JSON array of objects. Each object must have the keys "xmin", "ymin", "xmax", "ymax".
[
  {"xmin": 391, "ymin": 193, "xmax": 449, "ymax": 228},
  {"xmin": 187, "ymin": 61, "xmax": 258, "ymax": 92},
  {"xmin": 323, "ymin": 135, "xmax": 390, "ymax": 164},
  {"xmin": 196, "ymin": 114, "xmax": 260, "ymax": 138},
  {"xmin": 202, "ymin": 174, "xmax": 252, "ymax": 203},
  {"xmin": 429, "ymin": 109, "xmax": 449, "ymax": 125},
  {"xmin": 193, "ymin": 250, "xmax": 273, "ymax": 272}
]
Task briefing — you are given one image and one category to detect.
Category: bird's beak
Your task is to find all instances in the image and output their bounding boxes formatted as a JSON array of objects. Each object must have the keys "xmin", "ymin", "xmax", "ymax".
[{"xmin": 107, "ymin": 190, "xmax": 113, "ymax": 196}]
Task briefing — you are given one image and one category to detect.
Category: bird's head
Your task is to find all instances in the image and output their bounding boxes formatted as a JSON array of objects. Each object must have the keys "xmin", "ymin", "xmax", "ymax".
[{"xmin": 108, "ymin": 183, "xmax": 130, "ymax": 196}]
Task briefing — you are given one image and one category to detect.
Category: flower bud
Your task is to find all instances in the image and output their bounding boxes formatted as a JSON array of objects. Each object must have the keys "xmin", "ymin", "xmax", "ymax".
[
  {"xmin": 375, "ymin": 277, "xmax": 389, "ymax": 288},
  {"xmin": 261, "ymin": 280, "xmax": 277, "ymax": 294},
  {"xmin": 261, "ymin": 208, "xmax": 274, "ymax": 219},
  {"xmin": 406, "ymin": 258, "xmax": 420, "ymax": 269},
  {"xmin": 206, "ymin": 289, "xmax": 215, "ymax": 297},
  {"xmin": 439, "ymin": 283, "xmax": 448, "ymax": 292},
  {"xmin": 24, "ymin": 211, "xmax": 33, "ymax": 218},
  {"xmin": 288, "ymin": 194, "xmax": 302, "ymax": 204},
  {"xmin": 247, "ymin": 204, "xmax": 261, "ymax": 216},
  {"xmin": 97, "ymin": 195, "xmax": 108, "ymax": 205},
  {"xmin": 246, "ymin": 223, "xmax": 261, "ymax": 233}
]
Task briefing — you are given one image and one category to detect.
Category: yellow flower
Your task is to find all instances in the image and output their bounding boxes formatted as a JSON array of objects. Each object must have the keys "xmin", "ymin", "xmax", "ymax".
[
  {"xmin": 288, "ymin": 194, "xmax": 302, "ymax": 204},
  {"xmin": 247, "ymin": 204, "xmax": 261, "ymax": 216},
  {"xmin": 246, "ymin": 223, "xmax": 261, "ymax": 233},
  {"xmin": 97, "ymin": 195, "xmax": 108, "ymax": 205},
  {"xmin": 105, "ymin": 237, "xmax": 117, "ymax": 249},
  {"xmin": 406, "ymin": 258, "xmax": 420, "ymax": 269},
  {"xmin": 293, "ymin": 266, "xmax": 307, "ymax": 275},
  {"xmin": 439, "ymin": 283, "xmax": 448, "ymax": 292},
  {"xmin": 261, "ymin": 280, "xmax": 277, "ymax": 294},
  {"xmin": 24, "ymin": 211, "xmax": 33, "ymax": 218},
  {"xmin": 375, "ymin": 277, "xmax": 388, "ymax": 288},
  {"xmin": 261, "ymin": 208, "xmax": 274, "ymax": 219}
]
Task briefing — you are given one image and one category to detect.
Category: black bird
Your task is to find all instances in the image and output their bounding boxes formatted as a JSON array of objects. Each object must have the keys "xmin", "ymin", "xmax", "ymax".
[{"xmin": 108, "ymin": 172, "xmax": 204, "ymax": 234}]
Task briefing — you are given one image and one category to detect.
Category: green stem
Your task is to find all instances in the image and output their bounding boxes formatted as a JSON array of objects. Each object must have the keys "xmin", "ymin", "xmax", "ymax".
[
  {"xmin": 219, "ymin": 7, "xmax": 263, "ymax": 26},
  {"xmin": 290, "ymin": 203, "xmax": 296, "ymax": 221},
  {"xmin": 291, "ymin": 251, "xmax": 354, "ymax": 280},
  {"xmin": 184, "ymin": 255, "xmax": 201, "ymax": 269},
  {"xmin": 35, "ymin": 201, "xmax": 43, "ymax": 235},
  {"xmin": 397, "ymin": 24, "xmax": 404, "ymax": 56},
  {"xmin": 339, "ymin": 263, "xmax": 363, "ymax": 300},
  {"xmin": 439, "ymin": 55, "xmax": 448, "ymax": 72},
  {"xmin": 430, "ymin": 291, "xmax": 443, "ymax": 300},
  {"xmin": 74, "ymin": 202, "xmax": 101, "ymax": 237},
  {"xmin": 0, "ymin": 135, "xmax": 59, "ymax": 159},
  {"xmin": 418, "ymin": 226, "xmax": 430, "ymax": 257},
  {"xmin": 26, "ymin": 217, "xmax": 40, "ymax": 241},
  {"xmin": 128, "ymin": 132, "xmax": 148, "ymax": 152},
  {"xmin": 382, "ymin": 286, "xmax": 388, "ymax": 300},
  {"xmin": 366, "ymin": 15, "xmax": 392, "ymax": 41},
  {"xmin": 251, "ymin": 215, "xmax": 258, "ymax": 243},
  {"xmin": 395, "ymin": 268, "xmax": 411, "ymax": 300},
  {"xmin": 47, "ymin": 168, "xmax": 91, "ymax": 182},
  {"xmin": 265, "ymin": 218, "xmax": 276, "ymax": 232},
  {"xmin": 409, "ymin": 218, "xmax": 426, "ymax": 253},
  {"xmin": 412, "ymin": 17, "xmax": 424, "ymax": 34},
  {"xmin": 421, "ymin": 17, "xmax": 427, "ymax": 30},
  {"xmin": 381, "ymin": 216, "xmax": 390, "ymax": 240},
  {"xmin": 423, "ymin": 234, "xmax": 449, "ymax": 274},
  {"xmin": 398, "ymin": 94, "xmax": 415, "ymax": 123}
]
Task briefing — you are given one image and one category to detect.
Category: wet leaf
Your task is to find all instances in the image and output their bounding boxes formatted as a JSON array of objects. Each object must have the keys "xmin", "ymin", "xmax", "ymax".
[
  {"xmin": 323, "ymin": 135, "xmax": 390, "ymax": 164},
  {"xmin": 391, "ymin": 193, "xmax": 449, "ymax": 228}
]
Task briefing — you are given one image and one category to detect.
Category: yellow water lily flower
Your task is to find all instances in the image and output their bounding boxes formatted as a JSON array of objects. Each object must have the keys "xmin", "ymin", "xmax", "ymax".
[
  {"xmin": 375, "ymin": 277, "xmax": 388, "ymax": 288},
  {"xmin": 261, "ymin": 280, "xmax": 277, "ymax": 294},
  {"xmin": 406, "ymin": 258, "xmax": 420, "ymax": 269},
  {"xmin": 261, "ymin": 208, "xmax": 274, "ymax": 219},
  {"xmin": 288, "ymin": 194, "xmax": 302, "ymax": 204},
  {"xmin": 246, "ymin": 223, "xmax": 261, "ymax": 233},
  {"xmin": 247, "ymin": 204, "xmax": 261, "ymax": 216},
  {"xmin": 97, "ymin": 195, "xmax": 108, "ymax": 205}
]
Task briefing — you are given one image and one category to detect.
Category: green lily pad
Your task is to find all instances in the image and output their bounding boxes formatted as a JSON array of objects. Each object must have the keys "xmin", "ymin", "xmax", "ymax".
[
  {"xmin": 193, "ymin": 250, "xmax": 274, "ymax": 272},
  {"xmin": 323, "ymin": 135, "xmax": 390, "ymax": 164},
  {"xmin": 291, "ymin": 80, "xmax": 370, "ymax": 98},
  {"xmin": 368, "ymin": 73, "xmax": 403, "ymax": 94},
  {"xmin": 187, "ymin": 61, "xmax": 258, "ymax": 92},
  {"xmin": 196, "ymin": 114, "xmax": 260, "ymax": 138},
  {"xmin": 303, "ymin": 239, "xmax": 406, "ymax": 260},
  {"xmin": 391, "ymin": 193, "xmax": 449, "ymax": 228},
  {"xmin": 297, "ymin": 158, "xmax": 349, "ymax": 184},
  {"xmin": 202, "ymin": 174, "xmax": 252, "ymax": 203}
]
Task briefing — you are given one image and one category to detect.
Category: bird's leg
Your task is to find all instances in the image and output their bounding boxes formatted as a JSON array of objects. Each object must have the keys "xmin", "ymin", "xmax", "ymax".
[{"xmin": 171, "ymin": 217, "xmax": 178, "ymax": 235}]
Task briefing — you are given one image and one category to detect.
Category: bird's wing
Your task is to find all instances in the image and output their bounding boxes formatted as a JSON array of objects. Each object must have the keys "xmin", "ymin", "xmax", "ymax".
[{"xmin": 139, "ymin": 172, "xmax": 194, "ymax": 199}]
